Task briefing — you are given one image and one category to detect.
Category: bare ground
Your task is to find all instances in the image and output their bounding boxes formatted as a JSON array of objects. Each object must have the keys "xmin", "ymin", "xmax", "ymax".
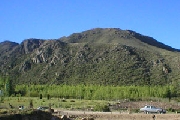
[
  {"xmin": 54, "ymin": 110, "xmax": 180, "ymax": 120},
  {"xmin": 95, "ymin": 114, "xmax": 180, "ymax": 120},
  {"xmin": 53, "ymin": 101, "xmax": 180, "ymax": 120}
]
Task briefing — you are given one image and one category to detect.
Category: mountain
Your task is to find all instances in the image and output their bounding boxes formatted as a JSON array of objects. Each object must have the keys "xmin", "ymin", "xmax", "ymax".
[
  {"xmin": 60, "ymin": 28, "xmax": 179, "ymax": 51},
  {"xmin": 0, "ymin": 28, "xmax": 180, "ymax": 86}
]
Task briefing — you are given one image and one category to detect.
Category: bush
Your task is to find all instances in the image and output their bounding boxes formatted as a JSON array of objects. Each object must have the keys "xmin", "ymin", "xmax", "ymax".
[
  {"xmin": 168, "ymin": 108, "xmax": 175, "ymax": 112},
  {"xmin": 176, "ymin": 109, "xmax": 180, "ymax": 113},
  {"xmin": 64, "ymin": 105, "xmax": 71, "ymax": 108},
  {"xmin": 61, "ymin": 99, "xmax": 67, "ymax": 102},
  {"xmin": 16, "ymin": 93, "xmax": 21, "ymax": 97},
  {"xmin": 70, "ymin": 100, "xmax": 75, "ymax": 102},
  {"xmin": 94, "ymin": 104, "xmax": 110, "ymax": 112},
  {"xmin": 0, "ymin": 97, "xmax": 4, "ymax": 103},
  {"xmin": 0, "ymin": 109, "xmax": 8, "ymax": 114},
  {"xmin": 29, "ymin": 99, "xmax": 33, "ymax": 109},
  {"xmin": 39, "ymin": 94, "xmax": 42, "ymax": 99},
  {"xmin": 30, "ymin": 92, "xmax": 39, "ymax": 97},
  {"xmin": 131, "ymin": 109, "xmax": 139, "ymax": 113},
  {"xmin": 47, "ymin": 94, "xmax": 50, "ymax": 100}
]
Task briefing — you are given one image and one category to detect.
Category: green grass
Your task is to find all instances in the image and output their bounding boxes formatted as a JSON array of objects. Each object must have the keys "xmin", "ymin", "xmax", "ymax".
[
  {"xmin": 1, "ymin": 96, "xmax": 180, "ymax": 114},
  {"xmin": 0, "ymin": 97, "xmax": 108, "ymax": 111}
]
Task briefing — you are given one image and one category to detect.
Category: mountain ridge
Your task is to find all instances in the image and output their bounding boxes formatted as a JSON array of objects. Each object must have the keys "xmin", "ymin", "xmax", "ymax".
[
  {"xmin": 0, "ymin": 28, "xmax": 180, "ymax": 87},
  {"xmin": 59, "ymin": 28, "xmax": 179, "ymax": 51}
]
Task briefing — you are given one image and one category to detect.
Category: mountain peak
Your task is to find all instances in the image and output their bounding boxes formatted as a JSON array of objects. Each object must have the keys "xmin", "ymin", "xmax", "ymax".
[{"xmin": 59, "ymin": 28, "xmax": 179, "ymax": 52}]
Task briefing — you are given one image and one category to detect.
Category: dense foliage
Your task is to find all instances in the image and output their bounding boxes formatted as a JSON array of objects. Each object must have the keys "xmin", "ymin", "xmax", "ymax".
[{"xmin": 14, "ymin": 85, "xmax": 177, "ymax": 100}]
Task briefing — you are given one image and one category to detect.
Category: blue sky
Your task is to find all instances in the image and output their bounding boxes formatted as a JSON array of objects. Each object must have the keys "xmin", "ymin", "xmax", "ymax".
[{"xmin": 0, "ymin": 0, "xmax": 180, "ymax": 49}]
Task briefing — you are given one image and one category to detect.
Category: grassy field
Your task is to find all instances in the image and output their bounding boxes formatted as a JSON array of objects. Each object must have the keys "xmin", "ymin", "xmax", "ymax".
[
  {"xmin": 0, "ymin": 97, "xmax": 109, "ymax": 110},
  {"xmin": 0, "ymin": 97, "xmax": 180, "ymax": 120},
  {"xmin": 0, "ymin": 96, "xmax": 180, "ymax": 112}
]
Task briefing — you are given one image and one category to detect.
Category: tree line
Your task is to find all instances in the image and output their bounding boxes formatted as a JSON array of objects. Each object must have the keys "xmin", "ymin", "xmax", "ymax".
[
  {"xmin": 0, "ymin": 76, "xmax": 178, "ymax": 101},
  {"xmin": 14, "ymin": 84, "xmax": 177, "ymax": 101}
]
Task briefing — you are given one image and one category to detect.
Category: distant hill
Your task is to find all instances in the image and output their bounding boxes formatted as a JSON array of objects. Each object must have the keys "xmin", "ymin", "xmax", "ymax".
[{"xmin": 0, "ymin": 28, "xmax": 180, "ymax": 86}]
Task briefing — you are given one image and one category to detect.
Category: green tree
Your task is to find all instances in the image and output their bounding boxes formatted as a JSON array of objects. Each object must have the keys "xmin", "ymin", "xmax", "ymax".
[{"xmin": 0, "ymin": 76, "xmax": 14, "ymax": 97}]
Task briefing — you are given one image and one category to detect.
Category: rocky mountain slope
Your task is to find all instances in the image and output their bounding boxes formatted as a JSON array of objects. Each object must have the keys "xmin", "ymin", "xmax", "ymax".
[{"xmin": 0, "ymin": 28, "xmax": 180, "ymax": 86}]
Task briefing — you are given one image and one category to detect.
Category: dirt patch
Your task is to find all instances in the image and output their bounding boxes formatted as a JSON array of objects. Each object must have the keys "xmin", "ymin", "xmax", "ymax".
[
  {"xmin": 54, "ymin": 110, "xmax": 180, "ymax": 120},
  {"xmin": 94, "ymin": 114, "xmax": 180, "ymax": 120},
  {"xmin": 110, "ymin": 101, "xmax": 180, "ymax": 110}
]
